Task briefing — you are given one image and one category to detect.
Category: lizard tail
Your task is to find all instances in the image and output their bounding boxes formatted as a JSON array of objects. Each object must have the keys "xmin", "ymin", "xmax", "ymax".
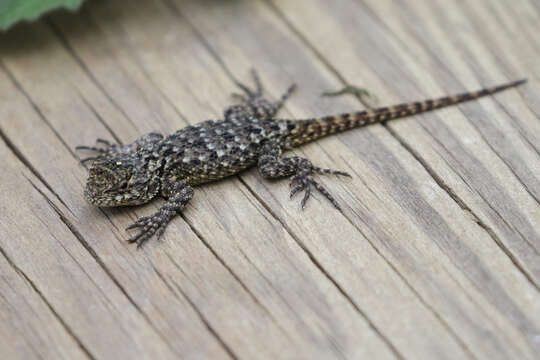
[{"xmin": 288, "ymin": 79, "xmax": 526, "ymax": 147}]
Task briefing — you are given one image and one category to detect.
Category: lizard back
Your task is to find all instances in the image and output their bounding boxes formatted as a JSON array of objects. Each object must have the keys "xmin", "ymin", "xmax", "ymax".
[{"xmin": 159, "ymin": 117, "xmax": 289, "ymax": 185}]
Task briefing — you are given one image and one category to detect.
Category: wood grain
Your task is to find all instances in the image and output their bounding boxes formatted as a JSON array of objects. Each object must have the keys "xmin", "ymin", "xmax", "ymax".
[{"xmin": 0, "ymin": 0, "xmax": 539, "ymax": 359}]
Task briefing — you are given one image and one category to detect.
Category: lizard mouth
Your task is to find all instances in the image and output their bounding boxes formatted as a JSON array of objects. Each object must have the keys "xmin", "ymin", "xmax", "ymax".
[
  {"xmin": 84, "ymin": 185, "xmax": 111, "ymax": 207},
  {"xmin": 83, "ymin": 164, "xmax": 132, "ymax": 206},
  {"xmin": 84, "ymin": 182, "xmax": 131, "ymax": 207},
  {"xmin": 84, "ymin": 186, "xmax": 101, "ymax": 206},
  {"xmin": 84, "ymin": 179, "xmax": 121, "ymax": 207}
]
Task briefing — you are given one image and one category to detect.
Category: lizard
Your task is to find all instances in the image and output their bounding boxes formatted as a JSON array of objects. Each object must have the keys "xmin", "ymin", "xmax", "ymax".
[{"xmin": 77, "ymin": 70, "xmax": 526, "ymax": 247}]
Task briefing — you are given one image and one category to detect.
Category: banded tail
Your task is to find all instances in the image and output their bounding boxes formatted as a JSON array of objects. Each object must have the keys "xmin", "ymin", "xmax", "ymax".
[{"xmin": 288, "ymin": 79, "xmax": 526, "ymax": 147}]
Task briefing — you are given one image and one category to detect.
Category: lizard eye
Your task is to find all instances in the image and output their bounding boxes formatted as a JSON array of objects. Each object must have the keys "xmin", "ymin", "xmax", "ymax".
[
  {"xmin": 107, "ymin": 178, "xmax": 130, "ymax": 192},
  {"xmin": 119, "ymin": 180, "xmax": 129, "ymax": 190}
]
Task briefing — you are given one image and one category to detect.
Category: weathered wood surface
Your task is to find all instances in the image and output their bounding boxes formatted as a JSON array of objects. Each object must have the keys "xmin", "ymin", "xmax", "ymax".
[{"xmin": 1, "ymin": 0, "xmax": 539, "ymax": 359}]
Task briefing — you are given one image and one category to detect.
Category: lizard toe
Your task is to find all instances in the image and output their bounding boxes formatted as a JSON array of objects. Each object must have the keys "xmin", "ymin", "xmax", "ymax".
[{"xmin": 126, "ymin": 213, "xmax": 171, "ymax": 248}]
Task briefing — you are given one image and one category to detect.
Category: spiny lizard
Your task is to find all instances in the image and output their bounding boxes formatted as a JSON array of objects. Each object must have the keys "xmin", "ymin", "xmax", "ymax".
[{"xmin": 77, "ymin": 70, "xmax": 526, "ymax": 247}]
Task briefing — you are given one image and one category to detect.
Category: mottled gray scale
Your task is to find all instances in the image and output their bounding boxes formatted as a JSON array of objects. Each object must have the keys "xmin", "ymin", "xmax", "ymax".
[{"xmin": 160, "ymin": 117, "xmax": 286, "ymax": 186}]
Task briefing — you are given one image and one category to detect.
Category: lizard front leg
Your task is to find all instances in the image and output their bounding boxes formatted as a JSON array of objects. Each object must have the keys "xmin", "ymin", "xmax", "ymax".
[
  {"xmin": 126, "ymin": 178, "xmax": 193, "ymax": 248},
  {"xmin": 76, "ymin": 133, "xmax": 163, "ymax": 163},
  {"xmin": 257, "ymin": 142, "xmax": 351, "ymax": 209}
]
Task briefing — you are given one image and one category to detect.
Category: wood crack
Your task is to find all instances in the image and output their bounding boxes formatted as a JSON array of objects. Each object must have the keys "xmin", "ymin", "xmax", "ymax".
[
  {"xmin": 388, "ymin": 124, "xmax": 540, "ymax": 291},
  {"xmin": 471, "ymin": 99, "xmax": 540, "ymax": 208},
  {"xmin": 237, "ymin": 177, "xmax": 405, "ymax": 360},
  {"xmin": 0, "ymin": 62, "xmax": 78, "ymax": 160},
  {"xmin": 0, "ymin": 126, "xmax": 75, "ymax": 217},
  {"xmin": 0, "ymin": 54, "xmax": 184, "ymax": 353},
  {"xmin": 149, "ymin": 264, "xmax": 236, "ymax": 360},
  {"xmin": 177, "ymin": 212, "xmax": 280, "ymax": 326},
  {"xmin": 43, "ymin": 195, "xmax": 182, "ymax": 356},
  {"xmin": 12, "ymin": 156, "xmax": 182, "ymax": 356},
  {"xmin": 259, "ymin": 2, "xmax": 483, "ymax": 358},
  {"xmin": 0, "ymin": 290, "xmax": 47, "ymax": 360},
  {"xmin": 76, "ymin": 88, "xmax": 123, "ymax": 145},
  {"xmin": 45, "ymin": 19, "xmax": 140, "ymax": 133},
  {"xmin": 0, "ymin": 243, "xmax": 95, "ymax": 360},
  {"xmin": 168, "ymin": 278, "xmax": 239, "ymax": 360},
  {"xmin": 161, "ymin": 0, "xmax": 266, "ymax": 96},
  {"xmin": 153, "ymin": 4, "xmax": 405, "ymax": 356}
]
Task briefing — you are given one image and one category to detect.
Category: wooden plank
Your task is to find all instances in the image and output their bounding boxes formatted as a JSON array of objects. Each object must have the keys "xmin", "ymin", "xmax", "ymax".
[
  {"xmin": 360, "ymin": 0, "xmax": 540, "ymax": 277},
  {"xmin": 52, "ymin": 0, "xmax": 475, "ymax": 357},
  {"xmin": 261, "ymin": 0, "xmax": 540, "ymax": 357},
  {"xmin": 0, "ymin": 46, "xmax": 232, "ymax": 360},
  {"xmin": 0, "ymin": 151, "xmax": 88, "ymax": 360},
  {"xmin": 1, "ymin": 1, "xmax": 397, "ymax": 358},
  {"xmin": 47, "ymin": 2, "xmax": 398, "ymax": 356},
  {"xmin": 0, "ymin": 69, "xmax": 206, "ymax": 359},
  {"xmin": 0, "ymin": 0, "xmax": 538, "ymax": 358},
  {"xmin": 268, "ymin": 0, "xmax": 540, "ymax": 282},
  {"xmin": 176, "ymin": 0, "xmax": 540, "ymax": 358},
  {"xmin": 45, "ymin": 0, "xmax": 480, "ymax": 358}
]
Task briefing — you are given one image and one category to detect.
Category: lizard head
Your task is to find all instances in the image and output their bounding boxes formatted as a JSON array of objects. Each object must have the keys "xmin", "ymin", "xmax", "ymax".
[{"xmin": 84, "ymin": 154, "xmax": 161, "ymax": 207}]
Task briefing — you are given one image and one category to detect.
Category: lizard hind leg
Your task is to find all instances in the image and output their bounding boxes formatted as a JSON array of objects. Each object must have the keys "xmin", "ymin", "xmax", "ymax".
[
  {"xmin": 258, "ymin": 142, "xmax": 351, "ymax": 210},
  {"xmin": 288, "ymin": 161, "xmax": 351, "ymax": 209}
]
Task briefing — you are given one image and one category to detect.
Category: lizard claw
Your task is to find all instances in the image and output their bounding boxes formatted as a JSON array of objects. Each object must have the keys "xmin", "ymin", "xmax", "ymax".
[
  {"xmin": 75, "ymin": 145, "xmax": 107, "ymax": 153},
  {"xmin": 289, "ymin": 170, "xmax": 344, "ymax": 210},
  {"xmin": 76, "ymin": 138, "xmax": 118, "ymax": 164},
  {"xmin": 290, "ymin": 174, "xmax": 341, "ymax": 210},
  {"xmin": 126, "ymin": 213, "xmax": 171, "ymax": 248},
  {"xmin": 125, "ymin": 181, "xmax": 192, "ymax": 248},
  {"xmin": 234, "ymin": 68, "xmax": 264, "ymax": 98},
  {"xmin": 76, "ymin": 138, "xmax": 116, "ymax": 153},
  {"xmin": 125, "ymin": 215, "xmax": 151, "ymax": 230},
  {"xmin": 96, "ymin": 138, "xmax": 113, "ymax": 147},
  {"xmin": 76, "ymin": 139, "xmax": 117, "ymax": 152},
  {"xmin": 312, "ymin": 166, "xmax": 352, "ymax": 178}
]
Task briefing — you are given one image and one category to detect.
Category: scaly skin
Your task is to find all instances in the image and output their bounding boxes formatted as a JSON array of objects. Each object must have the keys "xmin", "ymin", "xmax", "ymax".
[{"xmin": 77, "ymin": 70, "xmax": 526, "ymax": 247}]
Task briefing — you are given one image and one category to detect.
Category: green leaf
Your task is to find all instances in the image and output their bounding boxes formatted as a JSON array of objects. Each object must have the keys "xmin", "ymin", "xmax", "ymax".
[{"xmin": 0, "ymin": 0, "xmax": 84, "ymax": 30}]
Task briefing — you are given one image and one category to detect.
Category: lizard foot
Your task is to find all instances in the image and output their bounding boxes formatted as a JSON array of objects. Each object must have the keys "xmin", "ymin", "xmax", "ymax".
[
  {"xmin": 289, "ymin": 166, "xmax": 351, "ymax": 210},
  {"xmin": 126, "ymin": 211, "xmax": 173, "ymax": 248},
  {"xmin": 322, "ymin": 85, "xmax": 379, "ymax": 109},
  {"xmin": 76, "ymin": 138, "xmax": 117, "ymax": 163},
  {"xmin": 125, "ymin": 180, "xmax": 192, "ymax": 248}
]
